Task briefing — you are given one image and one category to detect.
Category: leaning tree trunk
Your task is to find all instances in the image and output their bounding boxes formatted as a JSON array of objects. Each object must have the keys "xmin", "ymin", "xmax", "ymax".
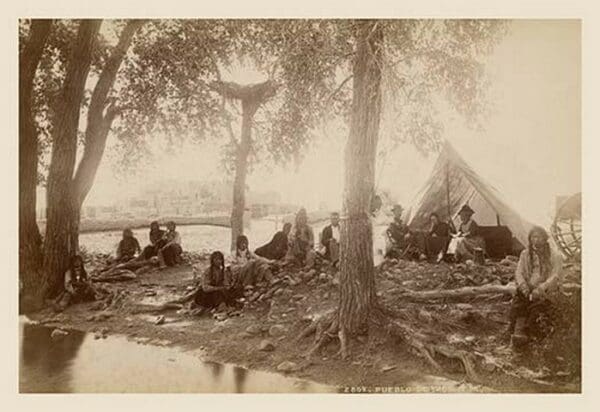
[
  {"xmin": 338, "ymin": 20, "xmax": 384, "ymax": 335},
  {"xmin": 42, "ymin": 20, "xmax": 101, "ymax": 299},
  {"xmin": 230, "ymin": 101, "xmax": 256, "ymax": 251},
  {"xmin": 69, "ymin": 20, "xmax": 145, "ymax": 253},
  {"xmin": 19, "ymin": 19, "xmax": 52, "ymax": 311}
]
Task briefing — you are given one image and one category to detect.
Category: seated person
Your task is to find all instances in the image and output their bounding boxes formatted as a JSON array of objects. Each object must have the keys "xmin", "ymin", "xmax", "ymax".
[
  {"xmin": 385, "ymin": 204, "xmax": 422, "ymax": 259},
  {"xmin": 507, "ymin": 226, "xmax": 563, "ymax": 344},
  {"xmin": 229, "ymin": 235, "xmax": 274, "ymax": 287},
  {"xmin": 116, "ymin": 228, "xmax": 141, "ymax": 262},
  {"xmin": 426, "ymin": 213, "xmax": 452, "ymax": 262},
  {"xmin": 139, "ymin": 221, "xmax": 166, "ymax": 260},
  {"xmin": 255, "ymin": 222, "xmax": 292, "ymax": 260},
  {"xmin": 192, "ymin": 251, "xmax": 243, "ymax": 310},
  {"xmin": 446, "ymin": 204, "xmax": 485, "ymax": 263},
  {"xmin": 158, "ymin": 221, "xmax": 182, "ymax": 268},
  {"xmin": 284, "ymin": 208, "xmax": 316, "ymax": 269},
  {"xmin": 54, "ymin": 255, "xmax": 99, "ymax": 311},
  {"xmin": 320, "ymin": 212, "xmax": 341, "ymax": 265}
]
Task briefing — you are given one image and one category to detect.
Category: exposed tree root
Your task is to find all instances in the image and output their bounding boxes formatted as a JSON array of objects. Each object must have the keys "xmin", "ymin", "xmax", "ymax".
[{"xmin": 296, "ymin": 304, "xmax": 481, "ymax": 382}]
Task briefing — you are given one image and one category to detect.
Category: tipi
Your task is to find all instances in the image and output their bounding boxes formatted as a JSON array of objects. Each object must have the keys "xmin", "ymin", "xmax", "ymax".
[{"xmin": 406, "ymin": 141, "xmax": 534, "ymax": 251}]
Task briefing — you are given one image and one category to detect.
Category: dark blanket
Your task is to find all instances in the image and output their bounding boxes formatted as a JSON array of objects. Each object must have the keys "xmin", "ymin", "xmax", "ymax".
[{"xmin": 255, "ymin": 231, "xmax": 288, "ymax": 260}]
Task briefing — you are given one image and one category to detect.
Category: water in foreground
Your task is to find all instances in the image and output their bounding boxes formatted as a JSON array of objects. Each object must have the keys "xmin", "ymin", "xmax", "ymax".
[{"xmin": 19, "ymin": 322, "xmax": 335, "ymax": 393}]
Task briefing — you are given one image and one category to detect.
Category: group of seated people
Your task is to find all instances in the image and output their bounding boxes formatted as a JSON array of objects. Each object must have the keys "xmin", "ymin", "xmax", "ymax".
[
  {"xmin": 385, "ymin": 203, "xmax": 485, "ymax": 264},
  {"xmin": 115, "ymin": 220, "xmax": 183, "ymax": 269},
  {"xmin": 55, "ymin": 206, "xmax": 564, "ymax": 347}
]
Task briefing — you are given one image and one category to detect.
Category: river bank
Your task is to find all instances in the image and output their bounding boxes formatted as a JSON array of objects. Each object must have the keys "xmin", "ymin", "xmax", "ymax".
[
  {"xmin": 27, "ymin": 253, "xmax": 581, "ymax": 393},
  {"xmin": 37, "ymin": 210, "xmax": 332, "ymax": 235}
]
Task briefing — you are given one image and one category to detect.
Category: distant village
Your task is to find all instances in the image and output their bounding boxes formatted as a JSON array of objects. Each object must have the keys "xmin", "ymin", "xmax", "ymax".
[{"xmin": 37, "ymin": 179, "xmax": 307, "ymax": 221}]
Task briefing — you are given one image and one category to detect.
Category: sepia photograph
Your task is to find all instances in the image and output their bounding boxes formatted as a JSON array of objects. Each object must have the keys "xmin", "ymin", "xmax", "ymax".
[{"xmin": 11, "ymin": 3, "xmax": 589, "ymax": 399}]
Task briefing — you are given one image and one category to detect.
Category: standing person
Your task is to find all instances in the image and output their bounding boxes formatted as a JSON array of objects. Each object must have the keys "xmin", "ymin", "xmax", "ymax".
[
  {"xmin": 284, "ymin": 208, "xmax": 316, "ymax": 270},
  {"xmin": 320, "ymin": 212, "xmax": 341, "ymax": 265},
  {"xmin": 54, "ymin": 255, "xmax": 98, "ymax": 310},
  {"xmin": 507, "ymin": 226, "xmax": 563, "ymax": 343},
  {"xmin": 446, "ymin": 204, "xmax": 485, "ymax": 262},
  {"xmin": 139, "ymin": 221, "xmax": 166, "ymax": 260},
  {"xmin": 426, "ymin": 213, "xmax": 452, "ymax": 262},
  {"xmin": 158, "ymin": 221, "xmax": 182, "ymax": 268},
  {"xmin": 116, "ymin": 228, "xmax": 141, "ymax": 262},
  {"xmin": 255, "ymin": 222, "xmax": 292, "ymax": 260}
]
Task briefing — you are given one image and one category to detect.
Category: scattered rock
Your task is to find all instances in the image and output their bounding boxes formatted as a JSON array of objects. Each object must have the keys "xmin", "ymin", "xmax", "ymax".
[
  {"xmin": 418, "ymin": 309, "xmax": 433, "ymax": 323},
  {"xmin": 258, "ymin": 339, "xmax": 275, "ymax": 352},
  {"xmin": 381, "ymin": 365, "xmax": 396, "ymax": 372},
  {"xmin": 246, "ymin": 324, "xmax": 263, "ymax": 335},
  {"xmin": 213, "ymin": 313, "xmax": 228, "ymax": 322},
  {"xmin": 93, "ymin": 311, "xmax": 114, "ymax": 322},
  {"xmin": 318, "ymin": 273, "xmax": 328, "ymax": 282},
  {"xmin": 155, "ymin": 315, "xmax": 166, "ymax": 325},
  {"xmin": 268, "ymin": 324, "xmax": 286, "ymax": 337},
  {"xmin": 50, "ymin": 328, "xmax": 68, "ymax": 340},
  {"xmin": 277, "ymin": 361, "xmax": 299, "ymax": 373}
]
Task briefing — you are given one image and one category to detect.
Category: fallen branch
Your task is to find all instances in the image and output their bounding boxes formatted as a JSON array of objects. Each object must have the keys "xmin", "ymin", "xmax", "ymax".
[{"xmin": 399, "ymin": 282, "xmax": 581, "ymax": 302}]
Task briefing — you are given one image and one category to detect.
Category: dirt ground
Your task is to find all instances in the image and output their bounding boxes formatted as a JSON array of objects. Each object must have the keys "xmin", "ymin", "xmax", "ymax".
[{"xmin": 30, "ymin": 253, "xmax": 581, "ymax": 393}]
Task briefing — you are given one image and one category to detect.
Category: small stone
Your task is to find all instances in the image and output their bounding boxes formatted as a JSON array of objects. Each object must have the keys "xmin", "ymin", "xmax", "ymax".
[
  {"xmin": 418, "ymin": 309, "xmax": 433, "ymax": 323},
  {"xmin": 213, "ymin": 313, "xmax": 228, "ymax": 322},
  {"xmin": 381, "ymin": 365, "xmax": 396, "ymax": 372},
  {"xmin": 482, "ymin": 362, "xmax": 496, "ymax": 373},
  {"xmin": 258, "ymin": 339, "xmax": 275, "ymax": 352},
  {"xmin": 318, "ymin": 273, "xmax": 328, "ymax": 282},
  {"xmin": 155, "ymin": 315, "xmax": 166, "ymax": 325},
  {"xmin": 245, "ymin": 324, "xmax": 262, "ymax": 335},
  {"xmin": 50, "ymin": 329, "xmax": 68, "ymax": 340},
  {"xmin": 277, "ymin": 361, "xmax": 299, "ymax": 373},
  {"xmin": 268, "ymin": 324, "xmax": 286, "ymax": 337}
]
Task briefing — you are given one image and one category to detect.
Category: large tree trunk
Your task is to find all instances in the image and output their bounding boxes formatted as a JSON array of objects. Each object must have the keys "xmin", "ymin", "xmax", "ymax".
[
  {"xmin": 230, "ymin": 101, "xmax": 256, "ymax": 251},
  {"xmin": 70, "ymin": 20, "xmax": 145, "ymax": 252},
  {"xmin": 338, "ymin": 21, "xmax": 384, "ymax": 335},
  {"xmin": 42, "ymin": 20, "xmax": 102, "ymax": 298},
  {"xmin": 19, "ymin": 19, "xmax": 53, "ymax": 311}
]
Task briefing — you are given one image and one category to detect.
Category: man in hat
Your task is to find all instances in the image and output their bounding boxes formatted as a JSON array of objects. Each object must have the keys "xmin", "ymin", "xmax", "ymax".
[
  {"xmin": 447, "ymin": 204, "xmax": 485, "ymax": 262},
  {"xmin": 385, "ymin": 204, "xmax": 416, "ymax": 259}
]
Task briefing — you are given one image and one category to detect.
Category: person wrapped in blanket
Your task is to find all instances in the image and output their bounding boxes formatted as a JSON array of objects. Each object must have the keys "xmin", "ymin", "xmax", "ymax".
[
  {"xmin": 255, "ymin": 222, "xmax": 292, "ymax": 260},
  {"xmin": 116, "ymin": 228, "xmax": 141, "ymax": 262},
  {"xmin": 53, "ymin": 255, "xmax": 102, "ymax": 311},
  {"xmin": 138, "ymin": 221, "xmax": 166, "ymax": 260},
  {"xmin": 158, "ymin": 221, "xmax": 183, "ymax": 268},
  {"xmin": 190, "ymin": 236, "xmax": 275, "ymax": 311},
  {"xmin": 507, "ymin": 226, "xmax": 563, "ymax": 345},
  {"xmin": 446, "ymin": 204, "xmax": 485, "ymax": 263},
  {"xmin": 284, "ymin": 208, "xmax": 316, "ymax": 270}
]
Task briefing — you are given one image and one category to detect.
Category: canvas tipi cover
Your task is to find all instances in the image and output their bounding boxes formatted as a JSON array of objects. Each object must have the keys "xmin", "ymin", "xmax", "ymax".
[{"xmin": 406, "ymin": 141, "xmax": 534, "ymax": 248}]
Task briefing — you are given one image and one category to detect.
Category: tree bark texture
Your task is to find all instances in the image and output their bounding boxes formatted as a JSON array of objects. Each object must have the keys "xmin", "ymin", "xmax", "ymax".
[
  {"xmin": 338, "ymin": 20, "xmax": 384, "ymax": 334},
  {"xmin": 43, "ymin": 19, "xmax": 102, "ymax": 298},
  {"xmin": 19, "ymin": 19, "xmax": 53, "ymax": 309}
]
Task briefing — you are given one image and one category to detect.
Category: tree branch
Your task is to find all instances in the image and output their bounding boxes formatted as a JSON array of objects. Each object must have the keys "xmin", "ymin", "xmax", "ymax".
[{"xmin": 72, "ymin": 19, "xmax": 146, "ymax": 207}]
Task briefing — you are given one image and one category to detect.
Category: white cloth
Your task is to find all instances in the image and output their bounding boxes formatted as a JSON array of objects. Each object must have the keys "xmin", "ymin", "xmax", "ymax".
[{"xmin": 331, "ymin": 225, "xmax": 340, "ymax": 242}]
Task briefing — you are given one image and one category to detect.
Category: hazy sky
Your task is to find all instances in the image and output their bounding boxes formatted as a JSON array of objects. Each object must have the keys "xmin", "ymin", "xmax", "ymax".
[{"xmin": 78, "ymin": 19, "xmax": 580, "ymax": 227}]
